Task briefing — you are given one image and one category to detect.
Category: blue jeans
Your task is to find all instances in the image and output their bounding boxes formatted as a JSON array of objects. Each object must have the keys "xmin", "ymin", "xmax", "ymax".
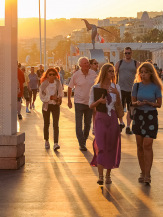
[{"xmin": 75, "ymin": 103, "xmax": 93, "ymax": 147}]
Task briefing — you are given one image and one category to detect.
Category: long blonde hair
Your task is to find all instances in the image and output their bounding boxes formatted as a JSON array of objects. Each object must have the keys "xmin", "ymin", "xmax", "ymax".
[
  {"xmin": 134, "ymin": 62, "xmax": 163, "ymax": 91},
  {"xmin": 95, "ymin": 63, "xmax": 116, "ymax": 85}
]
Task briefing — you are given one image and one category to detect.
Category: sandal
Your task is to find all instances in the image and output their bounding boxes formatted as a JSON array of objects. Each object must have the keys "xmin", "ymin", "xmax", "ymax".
[
  {"xmin": 105, "ymin": 174, "xmax": 112, "ymax": 184},
  {"xmin": 97, "ymin": 175, "xmax": 103, "ymax": 185},
  {"xmin": 144, "ymin": 176, "xmax": 151, "ymax": 185},
  {"xmin": 138, "ymin": 173, "xmax": 145, "ymax": 183}
]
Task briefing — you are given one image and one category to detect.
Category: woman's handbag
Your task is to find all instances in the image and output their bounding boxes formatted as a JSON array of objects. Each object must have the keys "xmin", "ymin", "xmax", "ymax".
[
  {"xmin": 115, "ymin": 101, "xmax": 124, "ymax": 118},
  {"xmin": 129, "ymin": 103, "xmax": 135, "ymax": 120},
  {"xmin": 114, "ymin": 84, "xmax": 124, "ymax": 118}
]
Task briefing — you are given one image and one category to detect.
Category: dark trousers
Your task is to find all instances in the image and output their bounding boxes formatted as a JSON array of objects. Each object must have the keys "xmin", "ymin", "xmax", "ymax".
[
  {"xmin": 121, "ymin": 90, "xmax": 131, "ymax": 111},
  {"xmin": 42, "ymin": 104, "xmax": 60, "ymax": 143},
  {"xmin": 29, "ymin": 89, "xmax": 37, "ymax": 103},
  {"xmin": 75, "ymin": 103, "xmax": 93, "ymax": 147}
]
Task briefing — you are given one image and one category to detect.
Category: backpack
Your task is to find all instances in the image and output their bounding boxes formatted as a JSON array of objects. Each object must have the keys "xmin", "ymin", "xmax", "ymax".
[{"xmin": 116, "ymin": 59, "xmax": 137, "ymax": 83}]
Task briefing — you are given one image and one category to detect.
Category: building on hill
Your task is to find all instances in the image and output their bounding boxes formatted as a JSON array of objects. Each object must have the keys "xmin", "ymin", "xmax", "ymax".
[
  {"xmin": 98, "ymin": 17, "xmax": 134, "ymax": 27},
  {"xmin": 121, "ymin": 11, "xmax": 154, "ymax": 39},
  {"xmin": 137, "ymin": 11, "xmax": 163, "ymax": 19},
  {"xmin": 153, "ymin": 15, "xmax": 163, "ymax": 31}
]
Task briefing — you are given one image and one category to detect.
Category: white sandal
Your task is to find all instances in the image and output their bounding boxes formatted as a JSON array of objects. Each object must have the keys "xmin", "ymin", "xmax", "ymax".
[{"xmin": 105, "ymin": 174, "xmax": 112, "ymax": 184}]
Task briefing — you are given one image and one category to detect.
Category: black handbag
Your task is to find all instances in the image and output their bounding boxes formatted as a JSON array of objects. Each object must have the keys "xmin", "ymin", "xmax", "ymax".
[{"xmin": 94, "ymin": 87, "xmax": 107, "ymax": 113}]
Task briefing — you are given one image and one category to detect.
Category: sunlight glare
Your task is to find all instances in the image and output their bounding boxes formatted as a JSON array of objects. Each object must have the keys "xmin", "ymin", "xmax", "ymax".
[{"xmin": 0, "ymin": 0, "xmax": 5, "ymax": 26}]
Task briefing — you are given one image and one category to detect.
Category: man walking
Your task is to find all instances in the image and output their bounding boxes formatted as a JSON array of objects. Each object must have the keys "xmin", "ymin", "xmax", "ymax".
[
  {"xmin": 17, "ymin": 63, "xmax": 25, "ymax": 119},
  {"xmin": 115, "ymin": 47, "xmax": 140, "ymax": 134},
  {"xmin": 68, "ymin": 57, "xmax": 97, "ymax": 151},
  {"xmin": 37, "ymin": 64, "xmax": 44, "ymax": 86}
]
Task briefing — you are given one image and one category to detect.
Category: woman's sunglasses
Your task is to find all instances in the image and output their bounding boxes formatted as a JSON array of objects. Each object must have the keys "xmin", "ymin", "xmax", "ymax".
[{"xmin": 49, "ymin": 73, "xmax": 56, "ymax": 76}]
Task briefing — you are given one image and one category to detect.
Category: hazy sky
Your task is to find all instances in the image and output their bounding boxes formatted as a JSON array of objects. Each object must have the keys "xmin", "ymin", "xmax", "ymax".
[{"xmin": 0, "ymin": 0, "xmax": 163, "ymax": 19}]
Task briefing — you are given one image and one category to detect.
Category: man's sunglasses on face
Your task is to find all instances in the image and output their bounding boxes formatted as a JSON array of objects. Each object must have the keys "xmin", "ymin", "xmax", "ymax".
[{"xmin": 124, "ymin": 52, "xmax": 131, "ymax": 55}]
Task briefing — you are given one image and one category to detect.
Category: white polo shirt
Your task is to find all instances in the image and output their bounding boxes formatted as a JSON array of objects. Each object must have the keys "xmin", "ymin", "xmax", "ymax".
[{"xmin": 69, "ymin": 69, "xmax": 97, "ymax": 105}]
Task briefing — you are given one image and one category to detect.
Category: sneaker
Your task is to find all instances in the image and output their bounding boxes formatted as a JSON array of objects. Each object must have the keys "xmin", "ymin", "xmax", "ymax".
[
  {"xmin": 18, "ymin": 114, "xmax": 22, "ymax": 120},
  {"xmin": 45, "ymin": 141, "xmax": 50, "ymax": 149},
  {"xmin": 79, "ymin": 145, "xmax": 87, "ymax": 151},
  {"xmin": 53, "ymin": 143, "xmax": 60, "ymax": 151},
  {"xmin": 119, "ymin": 123, "xmax": 125, "ymax": 132},
  {"xmin": 26, "ymin": 108, "xmax": 31, "ymax": 113},
  {"xmin": 126, "ymin": 127, "xmax": 133, "ymax": 135}
]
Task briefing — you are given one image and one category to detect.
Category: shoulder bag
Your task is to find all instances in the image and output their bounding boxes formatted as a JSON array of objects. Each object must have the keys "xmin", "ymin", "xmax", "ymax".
[
  {"xmin": 130, "ymin": 83, "xmax": 139, "ymax": 120},
  {"xmin": 114, "ymin": 84, "xmax": 124, "ymax": 118}
]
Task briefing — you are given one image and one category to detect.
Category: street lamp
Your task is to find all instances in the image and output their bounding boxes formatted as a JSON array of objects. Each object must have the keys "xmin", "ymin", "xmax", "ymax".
[
  {"xmin": 44, "ymin": 0, "xmax": 46, "ymax": 70},
  {"xmin": 39, "ymin": 0, "xmax": 42, "ymax": 64},
  {"xmin": 67, "ymin": 34, "xmax": 72, "ymax": 72}
]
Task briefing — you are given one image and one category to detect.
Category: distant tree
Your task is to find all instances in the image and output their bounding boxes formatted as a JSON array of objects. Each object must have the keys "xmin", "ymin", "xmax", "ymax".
[
  {"xmin": 28, "ymin": 43, "xmax": 40, "ymax": 65},
  {"xmin": 52, "ymin": 39, "xmax": 71, "ymax": 65},
  {"xmin": 18, "ymin": 46, "xmax": 28, "ymax": 64},
  {"xmin": 158, "ymin": 30, "xmax": 163, "ymax": 42},
  {"xmin": 134, "ymin": 36, "xmax": 142, "ymax": 43},
  {"xmin": 98, "ymin": 26, "xmax": 120, "ymax": 43},
  {"xmin": 141, "ymin": 28, "xmax": 163, "ymax": 43},
  {"xmin": 121, "ymin": 32, "xmax": 134, "ymax": 43}
]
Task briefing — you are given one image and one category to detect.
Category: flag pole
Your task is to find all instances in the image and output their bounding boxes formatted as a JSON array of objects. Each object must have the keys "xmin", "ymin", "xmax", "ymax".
[
  {"xmin": 44, "ymin": 0, "xmax": 46, "ymax": 70},
  {"xmin": 39, "ymin": 0, "xmax": 42, "ymax": 64}
]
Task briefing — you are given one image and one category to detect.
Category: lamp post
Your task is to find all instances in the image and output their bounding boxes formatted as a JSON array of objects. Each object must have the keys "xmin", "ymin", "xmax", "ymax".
[
  {"xmin": 67, "ymin": 34, "xmax": 72, "ymax": 72},
  {"xmin": 39, "ymin": 0, "xmax": 42, "ymax": 64},
  {"xmin": 44, "ymin": 0, "xmax": 46, "ymax": 70}
]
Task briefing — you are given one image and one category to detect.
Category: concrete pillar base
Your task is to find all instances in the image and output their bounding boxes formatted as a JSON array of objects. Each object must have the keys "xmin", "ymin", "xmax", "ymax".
[{"xmin": 0, "ymin": 132, "xmax": 25, "ymax": 169}]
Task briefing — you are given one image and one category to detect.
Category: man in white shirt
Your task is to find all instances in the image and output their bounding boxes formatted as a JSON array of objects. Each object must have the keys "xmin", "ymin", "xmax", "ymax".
[{"xmin": 68, "ymin": 57, "xmax": 97, "ymax": 151}]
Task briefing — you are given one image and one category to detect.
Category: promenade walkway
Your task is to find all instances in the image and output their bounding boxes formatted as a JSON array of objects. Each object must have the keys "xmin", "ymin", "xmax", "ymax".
[{"xmin": 0, "ymin": 94, "xmax": 163, "ymax": 217}]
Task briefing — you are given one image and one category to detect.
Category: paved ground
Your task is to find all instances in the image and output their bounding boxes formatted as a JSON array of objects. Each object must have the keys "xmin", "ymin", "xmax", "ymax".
[{"xmin": 0, "ymin": 93, "xmax": 163, "ymax": 217}]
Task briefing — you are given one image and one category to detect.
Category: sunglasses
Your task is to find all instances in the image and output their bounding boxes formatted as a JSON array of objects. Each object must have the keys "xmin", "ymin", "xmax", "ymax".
[
  {"xmin": 108, "ymin": 70, "xmax": 114, "ymax": 73},
  {"xmin": 139, "ymin": 71, "xmax": 150, "ymax": 74},
  {"xmin": 93, "ymin": 62, "xmax": 98, "ymax": 65},
  {"xmin": 124, "ymin": 52, "xmax": 131, "ymax": 55},
  {"xmin": 49, "ymin": 73, "xmax": 56, "ymax": 76}
]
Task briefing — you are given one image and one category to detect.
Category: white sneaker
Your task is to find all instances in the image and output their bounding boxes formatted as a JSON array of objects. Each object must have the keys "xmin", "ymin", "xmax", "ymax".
[
  {"xmin": 45, "ymin": 141, "xmax": 50, "ymax": 149},
  {"xmin": 53, "ymin": 143, "xmax": 60, "ymax": 151}
]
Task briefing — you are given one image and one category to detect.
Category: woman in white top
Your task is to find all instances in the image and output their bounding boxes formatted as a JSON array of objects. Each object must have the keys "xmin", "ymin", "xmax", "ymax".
[
  {"xmin": 89, "ymin": 63, "xmax": 121, "ymax": 185},
  {"xmin": 39, "ymin": 68, "xmax": 63, "ymax": 150}
]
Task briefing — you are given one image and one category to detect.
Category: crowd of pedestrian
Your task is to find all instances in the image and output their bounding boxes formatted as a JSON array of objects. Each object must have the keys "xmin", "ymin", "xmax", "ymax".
[{"xmin": 17, "ymin": 48, "xmax": 163, "ymax": 186}]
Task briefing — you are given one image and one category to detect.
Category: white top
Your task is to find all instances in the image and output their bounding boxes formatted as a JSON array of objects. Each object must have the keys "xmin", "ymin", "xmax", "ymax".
[
  {"xmin": 68, "ymin": 69, "xmax": 97, "ymax": 105},
  {"xmin": 40, "ymin": 80, "xmax": 63, "ymax": 105},
  {"xmin": 89, "ymin": 83, "xmax": 121, "ymax": 116}
]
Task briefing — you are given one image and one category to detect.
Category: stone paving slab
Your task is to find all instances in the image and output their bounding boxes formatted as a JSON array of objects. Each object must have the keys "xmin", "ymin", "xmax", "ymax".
[{"xmin": 0, "ymin": 95, "xmax": 163, "ymax": 217}]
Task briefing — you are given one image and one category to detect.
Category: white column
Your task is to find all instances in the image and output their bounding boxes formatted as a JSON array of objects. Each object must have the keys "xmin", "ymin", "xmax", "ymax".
[
  {"xmin": 161, "ymin": 50, "xmax": 163, "ymax": 69},
  {"xmin": 152, "ymin": 51, "xmax": 156, "ymax": 64},
  {"xmin": 114, "ymin": 50, "xmax": 120, "ymax": 64},
  {"xmin": 0, "ymin": 0, "xmax": 17, "ymax": 135},
  {"xmin": 0, "ymin": 0, "xmax": 25, "ymax": 169},
  {"xmin": 110, "ymin": 50, "xmax": 120, "ymax": 65},
  {"xmin": 158, "ymin": 50, "xmax": 162, "ymax": 68}
]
